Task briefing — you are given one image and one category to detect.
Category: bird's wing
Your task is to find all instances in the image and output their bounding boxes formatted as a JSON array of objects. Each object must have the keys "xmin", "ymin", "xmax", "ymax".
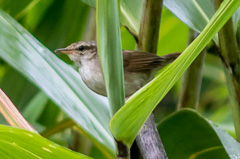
[{"xmin": 123, "ymin": 51, "xmax": 180, "ymax": 72}]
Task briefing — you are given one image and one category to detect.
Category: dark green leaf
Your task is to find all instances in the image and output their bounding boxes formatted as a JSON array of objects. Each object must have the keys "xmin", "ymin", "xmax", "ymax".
[{"xmin": 158, "ymin": 109, "xmax": 238, "ymax": 159}]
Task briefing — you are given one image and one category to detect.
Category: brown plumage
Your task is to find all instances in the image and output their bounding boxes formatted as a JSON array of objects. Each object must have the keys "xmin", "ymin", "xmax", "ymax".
[
  {"xmin": 123, "ymin": 51, "xmax": 180, "ymax": 72},
  {"xmin": 55, "ymin": 41, "xmax": 180, "ymax": 97}
]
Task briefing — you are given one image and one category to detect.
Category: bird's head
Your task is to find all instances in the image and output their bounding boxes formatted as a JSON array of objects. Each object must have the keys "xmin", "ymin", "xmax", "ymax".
[{"xmin": 54, "ymin": 41, "xmax": 97, "ymax": 65}]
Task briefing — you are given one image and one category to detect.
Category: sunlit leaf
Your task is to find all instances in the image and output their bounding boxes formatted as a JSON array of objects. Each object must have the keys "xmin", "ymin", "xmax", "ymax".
[
  {"xmin": 110, "ymin": 0, "xmax": 240, "ymax": 147},
  {"xmin": 0, "ymin": 125, "xmax": 91, "ymax": 159}
]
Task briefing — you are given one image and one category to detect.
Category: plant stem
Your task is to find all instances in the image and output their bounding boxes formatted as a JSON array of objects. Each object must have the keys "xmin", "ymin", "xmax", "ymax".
[
  {"xmin": 136, "ymin": 0, "xmax": 167, "ymax": 158},
  {"xmin": 136, "ymin": 114, "xmax": 167, "ymax": 159},
  {"xmin": 178, "ymin": 30, "xmax": 206, "ymax": 110},
  {"xmin": 214, "ymin": 0, "xmax": 240, "ymax": 141},
  {"xmin": 138, "ymin": 0, "xmax": 163, "ymax": 53}
]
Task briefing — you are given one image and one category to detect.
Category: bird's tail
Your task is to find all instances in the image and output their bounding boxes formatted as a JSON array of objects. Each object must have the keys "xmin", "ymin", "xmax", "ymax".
[{"xmin": 161, "ymin": 52, "xmax": 181, "ymax": 63}]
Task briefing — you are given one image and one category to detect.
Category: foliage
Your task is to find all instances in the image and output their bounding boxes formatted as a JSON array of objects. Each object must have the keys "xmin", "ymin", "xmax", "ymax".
[{"xmin": 0, "ymin": 0, "xmax": 240, "ymax": 158}]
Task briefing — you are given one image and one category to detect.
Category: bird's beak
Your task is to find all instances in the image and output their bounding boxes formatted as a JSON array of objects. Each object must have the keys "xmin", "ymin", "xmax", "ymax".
[{"xmin": 54, "ymin": 48, "xmax": 72, "ymax": 54}]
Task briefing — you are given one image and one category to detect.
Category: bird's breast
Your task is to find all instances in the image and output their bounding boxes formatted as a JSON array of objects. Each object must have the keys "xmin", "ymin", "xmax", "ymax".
[
  {"xmin": 78, "ymin": 59, "xmax": 156, "ymax": 97},
  {"xmin": 79, "ymin": 60, "xmax": 107, "ymax": 96}
]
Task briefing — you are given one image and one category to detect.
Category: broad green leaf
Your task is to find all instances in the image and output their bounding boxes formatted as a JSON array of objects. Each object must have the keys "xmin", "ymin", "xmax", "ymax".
[
  {"xmin": 0, "ymin": 10, "xmax": 116, "ymax": 157},
  {"xmin": 158, "ymin": 109, "xmax": 240, "ymax": 159},
  {"xmin": 110, "ymin": 0, "xmax": 240, "ymax": 147},
  {"xmin": 164, "ymin": 0, "xmax": 215, "ymax": 34},
  {"xmin": 164, "ymin": 0, "xmax": 240, "ymax": 42},
  {"xmin": 212, "ymin": 122, "xmax": 240, "ymax": 158},
  {"xmin": 97, "ymin": 0, "xmax": 125, "ymax": 115},
  {"xmin": 119, "ymin": 0, "xmax": 144, "ymax": 36},
  {"xmin": 0, "ymin": 125, "xmax": 91, "ymax": 159}
]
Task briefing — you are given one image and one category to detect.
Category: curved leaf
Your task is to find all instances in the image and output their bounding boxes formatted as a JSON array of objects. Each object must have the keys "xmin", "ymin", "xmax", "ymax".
[
  {"xmin": 158, "ymin": 109, "xmax": 240, "ymax": 159},
  {"xmin": 119, "ymin": 0, "xmax": 144, "ymax": 35},
  {"xmin": 164, "ymin": 0, "xmax": 215, "ymax": 34},
  {"xmin": 0, "ymin": 125, "xmax": 91, "ymax": 159},
  {"xmin": 164, "ymin": 0, "xmax": 240, "ymax": 43},
  {"xmin": 110, "ymin": 0, "xmax": 240, "ymax": 147},
  {"xmin": 0, "ymin": 10, "xmax": 115, "ymax": 157}
]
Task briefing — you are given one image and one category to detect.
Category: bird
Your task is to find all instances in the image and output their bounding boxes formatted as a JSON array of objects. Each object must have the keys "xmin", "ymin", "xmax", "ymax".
[{"xmin": 55, "ymin": 41, "xmax": 180, "ymax": 97}]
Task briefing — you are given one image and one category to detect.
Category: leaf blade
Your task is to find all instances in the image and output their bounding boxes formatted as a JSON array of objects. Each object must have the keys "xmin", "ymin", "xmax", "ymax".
[
  {"xmin": 0, "ymin": 10, "xmax": 115, "ymax": 157},
  {"xmin": 110, "ymin": 0, "xmax": 240, "ymax": 147},
  {"xmin": 97, "ymin": 0, "xmax": 125, "ymax": 115},
  {"xmin": 157, "ymin": 109, "xmax": 238, "ymax": 159},
  {"xmin": 0, "ymin": 125, "xmax": 92, "ymax": 159}
]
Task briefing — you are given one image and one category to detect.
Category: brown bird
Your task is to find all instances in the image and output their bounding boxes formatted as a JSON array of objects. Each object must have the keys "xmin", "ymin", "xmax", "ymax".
[{"xmin": 55, "ymin": 41, "xmax": 180, "ymax": 97}]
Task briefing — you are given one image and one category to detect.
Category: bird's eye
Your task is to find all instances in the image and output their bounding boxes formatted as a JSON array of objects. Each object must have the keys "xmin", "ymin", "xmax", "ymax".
[{"xmin": 78, "ymin": 46, "xmax": 85, "ymax": 51}]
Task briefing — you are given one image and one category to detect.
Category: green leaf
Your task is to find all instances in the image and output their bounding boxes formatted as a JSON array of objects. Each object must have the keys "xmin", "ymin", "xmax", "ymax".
[
  {"xmin": 164, "ymin": 0, "xmax": 215, "ymax": 34},
  {"xmin": 97, "ymin": 0, "xmax": 125, "ymax": 115},
  {"xmin": 81, "ymin": 0, "xmax": 144, "ymax": 36},
  {"xmin": 119, "ymin": 0, "xmax": 144, "ymax": 36},
  {"xmin": 212, "ymin": 122, "xmax": 240, "ymax": 158},
  {"xmin": 0, "ymin": 125, "xmax": 91, "ymax": 159},
  {"xmin": 0, "ymin": 10, "xmax": 115, "ymax": 157},
  {"xmin": 158, "ymin": 109, "xmax": 240, "ymax": 159},
  {"xmin": 110, "ymin": 0, "xmax": 240, "ymax": 147},
  {"xmin": 83, "ymin": 0, "xmax": 240, "ymax": 38},
  {"xmin": 164, "ymin": 0, "xmax": 240, "ymax": 40}
]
